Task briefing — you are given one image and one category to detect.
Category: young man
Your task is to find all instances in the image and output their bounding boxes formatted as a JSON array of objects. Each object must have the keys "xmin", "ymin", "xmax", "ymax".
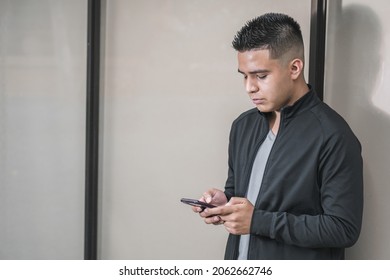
[{"xmin": 193, "ymin": 13, "xmax": 363, "ymax": 259}]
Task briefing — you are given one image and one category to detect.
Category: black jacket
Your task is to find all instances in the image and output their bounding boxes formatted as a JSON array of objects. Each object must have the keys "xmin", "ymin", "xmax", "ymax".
[{"xmin": 224, "ymin": 89, "xmax": 363, "ymax": 260}]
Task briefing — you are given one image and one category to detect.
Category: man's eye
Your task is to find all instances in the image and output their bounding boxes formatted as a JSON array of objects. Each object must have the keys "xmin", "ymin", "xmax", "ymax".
[{"xmin": 257, "ymin": 75, "xmax": 267, "ymax": 80}]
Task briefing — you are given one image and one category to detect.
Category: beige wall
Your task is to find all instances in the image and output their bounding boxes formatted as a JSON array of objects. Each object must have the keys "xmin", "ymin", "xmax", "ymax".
[
  {"xmin": 325, "ymin": 0, "xmax": 390, "ymax": 259},
  {"xmin": 0, "ymin": 0, "xmax": 87, "ymax": 259},
  {"xmin": 99, "ymin": 0, "xmax": 311, "ymax": 259}
]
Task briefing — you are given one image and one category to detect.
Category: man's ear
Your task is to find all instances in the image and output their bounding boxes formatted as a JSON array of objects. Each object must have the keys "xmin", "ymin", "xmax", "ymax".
[{"xmin": 290, "ymin": 58, "xmax": 304, "ymax": 80}]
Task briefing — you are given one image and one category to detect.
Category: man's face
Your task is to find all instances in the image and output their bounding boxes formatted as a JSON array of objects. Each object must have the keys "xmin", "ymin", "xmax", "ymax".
[{"xmin": 237, "ymin": 49, "xmax": 295, "ymax": 113}]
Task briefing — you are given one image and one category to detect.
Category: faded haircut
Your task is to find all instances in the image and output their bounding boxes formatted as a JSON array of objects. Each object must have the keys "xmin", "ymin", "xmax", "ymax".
[{"xmin": 232, "ymin": 13, "xmax": 304, "ymax": 60}]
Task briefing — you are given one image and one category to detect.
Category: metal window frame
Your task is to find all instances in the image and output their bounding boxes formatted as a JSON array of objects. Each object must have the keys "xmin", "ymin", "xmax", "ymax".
[
  {"xmin": 309, "ymin": 0, "xmax": 327, "ymax": 101},
  {"xmin": 85, "ymin": 0, "xmax": 101, "ymax": 260}
]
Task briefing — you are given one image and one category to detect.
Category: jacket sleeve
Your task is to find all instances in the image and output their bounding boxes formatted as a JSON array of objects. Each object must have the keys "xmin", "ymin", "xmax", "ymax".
[
  {"xmin": 224, "ymin": 122, "xmax": 236, "ymax": 201},
  {"xmin": 250, "ymin": 129, "xmax": 364, "ymax": 248}
]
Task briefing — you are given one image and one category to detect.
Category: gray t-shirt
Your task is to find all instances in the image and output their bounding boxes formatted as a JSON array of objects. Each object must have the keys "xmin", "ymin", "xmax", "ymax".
[{"xmin": 238, "ymin": 130, "xmax": 276, "ymax": 260}]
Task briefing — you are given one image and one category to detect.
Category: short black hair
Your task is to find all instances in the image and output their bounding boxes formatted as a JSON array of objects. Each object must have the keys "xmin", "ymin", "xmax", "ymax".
[{"xmin": 232, "ymin": 13, "xmax": 304, "ymax": 59}]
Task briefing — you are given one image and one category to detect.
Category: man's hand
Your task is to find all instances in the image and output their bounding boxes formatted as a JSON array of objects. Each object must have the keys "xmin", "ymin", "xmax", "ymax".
[
  {"xmin": 203, "ymin": 197, "xmax": 254, "ymax": 235},
  {"xmin": 191, "ymin": 188, "xmax": 227, "ymax": 213}
]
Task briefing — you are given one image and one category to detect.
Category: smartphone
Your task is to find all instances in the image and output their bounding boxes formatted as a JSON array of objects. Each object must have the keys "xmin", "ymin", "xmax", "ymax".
[{"xmin": 180, "ymin": 198, "xmax": 216, "ymax": 209}]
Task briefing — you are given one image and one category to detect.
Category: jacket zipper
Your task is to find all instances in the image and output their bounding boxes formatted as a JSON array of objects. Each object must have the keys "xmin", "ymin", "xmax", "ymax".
[
  {"xmin": 246, "ymin": 110, "xmax": 285, "ymax": 259},
  {"xmin": 234, "ymin": 116, "xmax": 269, "ymax": 259},
  {"xmin": 255, "ymin": 111, "xmax": 284, "ymax": 206}
]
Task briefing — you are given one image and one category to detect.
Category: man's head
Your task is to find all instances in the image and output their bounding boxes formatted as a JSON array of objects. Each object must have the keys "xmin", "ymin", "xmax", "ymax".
[
  {"xmin": 233, "ymin": 13, "xmax": 308, "ymax": 113},
  {"xmin": 232, "ymin": 13, "xmax": 304, "ymax": 63}
]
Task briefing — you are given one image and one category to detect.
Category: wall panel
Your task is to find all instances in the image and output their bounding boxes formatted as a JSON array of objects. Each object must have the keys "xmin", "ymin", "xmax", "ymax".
[
  {"xmin": 100, "ymin": 0, "xmax": 311, "ymax": 259},
  {"xmin": 325, "ymin": 0, "xmax": 390, "ymax": 259},
  {"xmin": 0, "ymin": 0, "xmax": 87, "ymax": 259}
]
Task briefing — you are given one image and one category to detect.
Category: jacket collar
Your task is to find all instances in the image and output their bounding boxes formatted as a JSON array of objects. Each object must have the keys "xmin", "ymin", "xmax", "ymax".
[{"xmin": 257, "ymin": 85, "xmax": 321, "ymax": 119}]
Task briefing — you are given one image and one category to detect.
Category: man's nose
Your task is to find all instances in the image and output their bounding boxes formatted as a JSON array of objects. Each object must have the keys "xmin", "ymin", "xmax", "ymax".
[{"xmin": 245, "ymin": 77, "xmax": 259, "ymax": 94}]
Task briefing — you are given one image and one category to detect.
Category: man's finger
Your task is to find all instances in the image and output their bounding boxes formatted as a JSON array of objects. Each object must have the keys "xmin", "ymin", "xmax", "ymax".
[
  {"xmin": 226, "ymin": 197, "xmax": 247, "ymax": 206},
  {"xmin": 204, "ymin": 205, "xmax": 233, "ymax": 217}
]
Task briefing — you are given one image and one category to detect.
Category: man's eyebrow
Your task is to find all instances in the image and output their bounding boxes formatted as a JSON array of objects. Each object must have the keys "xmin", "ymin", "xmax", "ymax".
[{"xmin": 237, "ymin": 69, "xmax": 270, "ymax": 75}]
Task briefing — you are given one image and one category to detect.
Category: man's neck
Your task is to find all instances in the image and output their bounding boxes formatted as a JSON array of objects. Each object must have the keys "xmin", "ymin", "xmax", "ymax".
[{"xmin": 291, "ymin": 81, "xmax": 310, "ymax": 105}]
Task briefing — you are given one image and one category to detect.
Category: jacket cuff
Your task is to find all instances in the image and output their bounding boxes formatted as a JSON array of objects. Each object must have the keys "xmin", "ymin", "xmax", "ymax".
[
  {"xmin": 224, "ymin": 190, "xmax": 234, "ymax": 201},
  {"xmin": 250, "ymin": 209, "xmax": 275, "ymax": 238}
]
